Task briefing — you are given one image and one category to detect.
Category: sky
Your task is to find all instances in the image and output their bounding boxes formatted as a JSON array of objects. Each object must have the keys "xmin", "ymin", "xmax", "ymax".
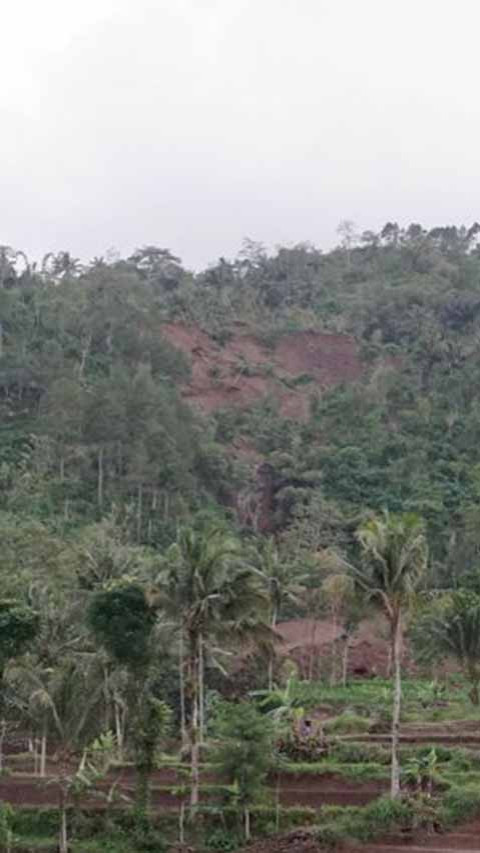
[{"xmin": 2, "ymin": 0, "xmax": 480, "ymax": 270}]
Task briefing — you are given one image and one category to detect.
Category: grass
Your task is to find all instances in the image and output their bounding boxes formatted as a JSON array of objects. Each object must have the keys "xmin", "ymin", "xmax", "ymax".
[
  {"xmin": 324, "ymin": 712, "xmax": 372, "ymax": 734},
  {"xmin": 278, "ymin": 760, "xmax": 388, "ymax": 781},
  {"xmin": 289, "ymin": 675, "xmax": 480, "ymax": 726}
]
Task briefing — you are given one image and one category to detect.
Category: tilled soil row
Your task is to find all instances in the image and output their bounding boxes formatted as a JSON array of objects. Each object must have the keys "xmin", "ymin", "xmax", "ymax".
[{"xmin": 0, "ymin": 773, "xmax": 385, "ymax": 810}]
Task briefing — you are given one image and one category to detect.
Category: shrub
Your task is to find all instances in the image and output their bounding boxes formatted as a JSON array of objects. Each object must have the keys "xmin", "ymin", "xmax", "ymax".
[
  {"xmin": 324, "ymin": 713, "xmax": 371, "ymax": 735},
  {"xmin": 277, "ymin": 731, "xmax": 329, "ymax": 762},
  {"xmin": 439, "ymin": 787, "xmax": 480, "ymax": 827},
  {"xmin": 330, "ymin": 740, "xmax": 390, "ymax": 765}
]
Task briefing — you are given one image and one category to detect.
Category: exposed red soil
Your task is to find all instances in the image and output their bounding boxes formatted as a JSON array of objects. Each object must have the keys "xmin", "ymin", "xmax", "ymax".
[
  {"xmin": 161, "ymin": 324, "xmax": 363, "ymax": 421},
  {"xmin": 275, "ymin": 616, "xmax": 396, "ymax": 679},
  {"xmin": 0, "ymin": 770, "xmax": 382, "ymax": 811}
]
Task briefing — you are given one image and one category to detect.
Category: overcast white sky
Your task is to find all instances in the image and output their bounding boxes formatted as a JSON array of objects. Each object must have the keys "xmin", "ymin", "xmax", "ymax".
[{"xmin": 2, "ymin": 0, "xmax": 480, "ymax": 269}]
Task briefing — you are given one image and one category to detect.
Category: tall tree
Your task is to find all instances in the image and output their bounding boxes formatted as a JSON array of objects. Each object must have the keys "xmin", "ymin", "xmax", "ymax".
[
  {"xmin": 250, "ymin": 537, "xmax": 304, "ymax": 689},
  {"xmin": 158, "ymin": 525, "xmax": 268, "ymax": 809},
  {"xmin": 87, "ymin": 582, "xmax": 164, "ymax": 814},
  {"xmin": 355, "ymin": 511, "xmax": 428, "ymax": 797}
]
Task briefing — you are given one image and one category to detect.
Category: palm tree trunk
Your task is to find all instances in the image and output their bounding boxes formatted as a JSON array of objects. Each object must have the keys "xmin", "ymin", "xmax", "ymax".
[
  {"xmin": 308, "ymin": 619, "xmax": 318, "ymax": 681},
  {"xmin": 268, "ymin": 606, "xmax": 277, "ymax": 691},
  {"xmin": 32, "ymin": 737, "xmax": 39, "ymax": 775},
  {"xmin": 342, "ymin": 636, "xmax": 350, "ymax": 687},
  {"xmin": 179, "ymin": 635, "xmax": 187, "ymax": 747},
  {"xmin": 179, "ymin": 801, "xmax": 185, "ymax": 844},
  {"xmin": 245, "ymin": 807, "xmax": 251, "ymax": 841},
  {"xmin": 390, "ymin": 616, "xmax": 402, "ymax": 798},
  {"xmin": 97, "ymin": 446, "xmax": 104, "ymax": 508},
  {"xmin": 114, "ymin": 697, "xmax": 124, "ymax": 761},
  {"xmin": 0, "ymin": 720, "xmax": 6, "ymax": 774},
  {"xmin": 189, "ymin": 634, "xmax": 200, "ymax": 810},
  {"xmin": 40, "ymin": 720, "xmax": 47, "ymax": 778},
  {"xmin": 59, "ymin": 784, "xmax": 68, "ymax": 853},
  {"xmin": 137, "ymin": 483, "xmax": 143, "ymax": 542},
  {"xmin": 199, "ymin": 633, "xmax": 205, "ymax": 745},
  {"xmin": 330, "ymin": 610, "xmax": 338, "ymax": 686}
]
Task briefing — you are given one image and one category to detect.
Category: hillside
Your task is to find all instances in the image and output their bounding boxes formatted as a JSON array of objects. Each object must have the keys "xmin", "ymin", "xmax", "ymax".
[
  {"xmin": 1, "ymin": 225, "xmax": 480, "ymax": 574},
  {"xmin": 2, "ymin": 227, "xmax": 480, "ymax": 850},
  {"xmin": 161, "ymin": 323, "xmax": 362, "ymax": 419}
]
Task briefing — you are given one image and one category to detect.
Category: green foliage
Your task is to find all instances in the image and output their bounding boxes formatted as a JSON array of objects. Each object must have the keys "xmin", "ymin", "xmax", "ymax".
[
  {"xmin": 87, "ymin": 583, "xmax": 156, "ymax": 669},
  {"xmin": 0, "ymin": 600, "xmax": 38, "ymax": 676},
  {"xmin": 324, "ymin": 712, "xmax": 371, "ymax": 734},
  {"xmin": 212, "ymin": 702, "xmax": 274, "ymax": 808},
  {"xmin": 439, "ymin": 787, "xmax": 480, "ymax": 827},
  {"xmin": 413, "ymin": 590, "xmax": 480, "ymax": 702}
]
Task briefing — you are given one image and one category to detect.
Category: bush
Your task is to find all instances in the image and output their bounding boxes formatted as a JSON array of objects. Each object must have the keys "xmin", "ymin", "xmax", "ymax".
[
  {"xmin": 277, "ymin": 731, "xmax": 329, "ymax": 762},
  {"xmin": 330, "ymin": 740, "xmax": 390, "ymax": 765},
  {"xmin": 205, "ymin": 827, "xmax": 241, "ymax": 850},
  {"xmin": 324, "ymin": 713, "xmax": 371, "ymax": 735},
  {"xmin": 439, "ymin": 787, "xmax": 480, "ymax": 827}
]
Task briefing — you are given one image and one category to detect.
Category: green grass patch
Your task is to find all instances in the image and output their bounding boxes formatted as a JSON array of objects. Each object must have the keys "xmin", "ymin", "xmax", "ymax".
[
  {"xmin": 278, "ymin": 760, "xmax": 388, "ymax": 781},
  {"xmin": 324, "ymin": 712, "xmax": 372, "ymax": 734}
]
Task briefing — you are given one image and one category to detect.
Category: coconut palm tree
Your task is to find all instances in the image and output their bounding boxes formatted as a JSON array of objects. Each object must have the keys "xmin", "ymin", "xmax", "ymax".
[
  {"xmin": 355, "ymin": 511, "xmax": 428, "ymax": 797},
  {"xmin": 250, "ymin": 537, "xmax": 305, "ymax": 690},
  {"xmin": 158, "ymin": 525, "xmax": 269, "ymax": 809}
]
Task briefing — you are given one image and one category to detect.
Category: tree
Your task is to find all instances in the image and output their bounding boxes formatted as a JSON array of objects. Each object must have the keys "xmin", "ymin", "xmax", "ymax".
[
  {"xmin": 213, "ymin": 701, "xmax": 273, "ymax": 841},
  {"xmin": 159, "ymin": 525, "xmax": 268, "ymax": 809},
  {"xmin": 87, "ymin": 582, "xmax": 163, "ymax": 814},
  {"xmin": 355, "ymin": 511, "xmax": 428, "ymax": 797},
  {"xmin": 321, "ymin": 573, "xmax": 355, "ymax": 686},
  {"xmin": 250, "ymin": 537, "xmax": 305, "ymax": 689},
  {"xmin": 0, "ymin": 602, "xmax": 38, "ymax": 683},
  {"xmin": 414, "ymin": 589, "xmax": 480, "ymax": 705}
]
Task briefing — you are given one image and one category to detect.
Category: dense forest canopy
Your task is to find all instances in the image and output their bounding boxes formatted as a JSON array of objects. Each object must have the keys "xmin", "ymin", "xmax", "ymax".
[{"xmin": 0, "ymin": 223, "xmax": 480, "ymax": 583}]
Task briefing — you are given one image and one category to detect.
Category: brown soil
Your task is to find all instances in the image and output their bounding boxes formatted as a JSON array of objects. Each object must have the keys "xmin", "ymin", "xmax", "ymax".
[
  {"xmin": 0, "ymin": 769, "xmax": 383, "ymax": 811},
  {"xmin": 161, "ymin": 324, "xmax": 363, "ymax": 422},
  {"xmin": 239, "ymin": 819, "xmax": 480, "ymax": 853},
  {"xmin": 275, "ymin": 615, "xmax": 395, "ymax": 679},
  {"xmin": 241, "ymin": 829, "xmax": 324, "ymax": 853}
]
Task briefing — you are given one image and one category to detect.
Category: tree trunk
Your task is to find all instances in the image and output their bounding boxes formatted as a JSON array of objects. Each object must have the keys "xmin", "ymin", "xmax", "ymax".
[
  {"xmin": 245, "ymin": 807, "xmax": 251, "ymax": 841},
  {"xmin": 390, "ymin": 616, "xmax": 402, "ymax": 798},
  {"xmin": 32, "ymin": 737, "xmax": 39, "ymax": 776},
  {"xmin": 97, "ymin": 447, "xmax": 104, "ymax": 508},
  {"xmin": 114, "ymin": 696, "xmax": 124, "ymax": 761},
  {"xmin": 342, "ymin": 636, "xmax": 350, "ymax": 687},
  {"xmin": 137, "ymin": 483, "xmax": 143, "ymax": 542},
  {"xmin": 268, "ymin": 607, "xmax": 277, "ymax": 691},
  {"xmin": 40, "ymin": 722, "xmax": 47, "ymax": 778},
  {"xmin": 0, "ymin": 720, "xmax": 6, "ymax": 774},
  {"xmin": 78, "ymin": 333, "xmax": 91, "ymax": 379},
  {"xmin": 308, "ymin": 620, "xmax": 318, "ymax": 682},
  {"xmin": 59, "ymin": 786, "xmax": 68, "ymax": 853},
  {"xmin": 189, "ymin": 636, "xmax": 200, "ymax": 810},
  {"xmin": 179, "ymin": 635, "xmax": 187, "ymax": 748},
  {"xmin": 199, "ymin": 633, "xmax": 205, "ymax": 745},
  {"xmin": 179, "ymin": 801, "xmax": 185, "ymax": 844},
  {"xmin": 330, "ymin": 611, "xmax": 338, "ymax": 687}
]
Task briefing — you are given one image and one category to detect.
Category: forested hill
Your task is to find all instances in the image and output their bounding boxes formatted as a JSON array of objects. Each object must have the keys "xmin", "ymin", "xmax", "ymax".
[{"xmin": 1, "ymin": 222, "xmax": 480, "ymax": 584}]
